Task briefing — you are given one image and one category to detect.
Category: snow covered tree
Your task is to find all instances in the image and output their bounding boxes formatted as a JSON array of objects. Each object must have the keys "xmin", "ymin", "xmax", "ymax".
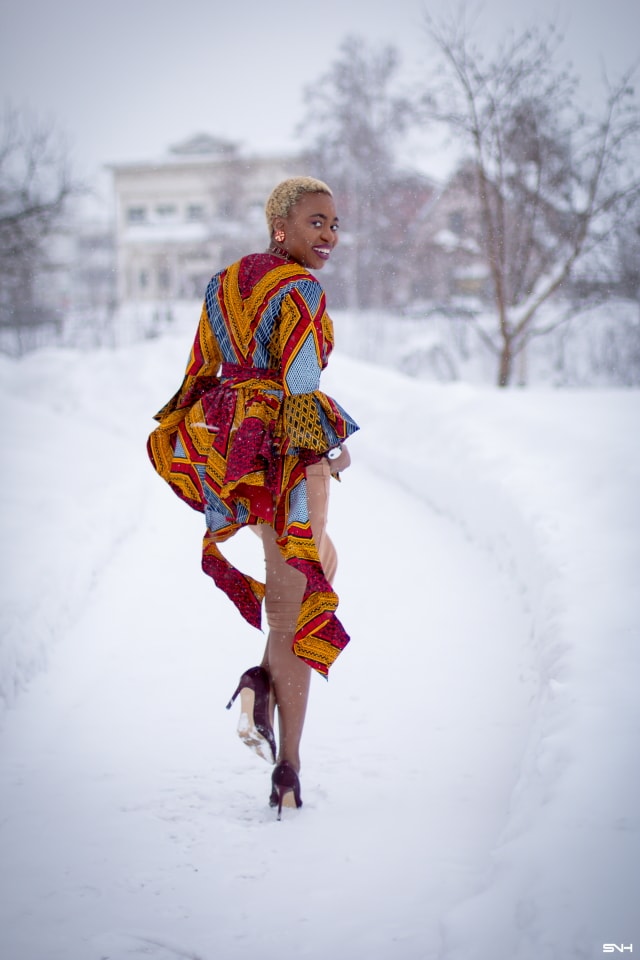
[
  {"xmin": 299, "ymin": 35, "xmax": 414, "ymax": 309},
  {"xmin": 0, "ymin": 105, "xmax": 82, "ymax": 352},
  {"xmin": 421, "ymin": 12, "xmax": 640, "ymax": 385}
]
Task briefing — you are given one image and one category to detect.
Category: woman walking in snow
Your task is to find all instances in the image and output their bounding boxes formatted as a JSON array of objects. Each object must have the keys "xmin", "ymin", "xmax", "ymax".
[{"xmin": 148, "ymin": 177, "xmax": 358, "ymax": 817}]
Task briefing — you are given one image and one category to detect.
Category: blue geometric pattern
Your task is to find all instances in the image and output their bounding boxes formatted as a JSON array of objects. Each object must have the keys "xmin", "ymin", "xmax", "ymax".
[
  {"xmin": 285, "ymin": 330, "xmax": 321, "ymax": 394},
  {"xmin": 317, "ymin": 401, "xmax": 340, "ymax": 447},
  {"xmin": 291, "ymin": 279, "xmax": 322, "ymax": 317},
  {"xmin": 204, "ymin": 486, "xmax": 234, "ymax": 531},
  {"xmin": 250, "ymin": 292, "xmax": 280, "ymax": 364},
  {"xmin": 287, "ymin": 476, "xmax": 309, "ymax": 526},
  {"xmin": 330, "ymin": 399, "xmax": 359, "ymax": 439},
  {"xmin": 205, "ymin": 276, "xmax": 234, "ymax": 360}
]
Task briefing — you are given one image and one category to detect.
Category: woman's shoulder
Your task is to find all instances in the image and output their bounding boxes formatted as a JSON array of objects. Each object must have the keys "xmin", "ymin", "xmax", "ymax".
[
  {"xmin": 238, "ymin": 255, "xmax": 323, "ymax": 297},
  {"xmin": 204, "ymin": 254, "xmax": 324, "ymax": 302},
  {"xmin": 203, "ymin": 254, "xmax": 270, "ymax": 299}
]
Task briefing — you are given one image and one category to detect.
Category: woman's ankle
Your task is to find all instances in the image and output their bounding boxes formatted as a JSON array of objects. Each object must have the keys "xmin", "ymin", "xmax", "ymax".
[{"xmin": 278, "ymin": 752, "xmax": 301, "ymax": 773}]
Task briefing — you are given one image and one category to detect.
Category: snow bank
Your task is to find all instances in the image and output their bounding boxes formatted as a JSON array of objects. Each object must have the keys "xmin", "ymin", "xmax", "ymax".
[
  {"xmin": 325, "ymin": 357, "xmax": 640, "ymax": 957},
  {"xmin": 0, "ymin": 341, "xmax": 177, "ymax": 710}
]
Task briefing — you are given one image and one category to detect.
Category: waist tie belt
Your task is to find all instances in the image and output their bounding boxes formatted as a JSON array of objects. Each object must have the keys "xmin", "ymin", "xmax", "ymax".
[{"xmin": 219, "ymin": 363, "xmax": 283, "ymax": 389}]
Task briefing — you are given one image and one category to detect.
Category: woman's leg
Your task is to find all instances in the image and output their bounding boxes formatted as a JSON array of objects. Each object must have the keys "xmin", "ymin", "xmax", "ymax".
[
  {"xmin": 259, "ymin": 460, "xmax": 336, "ymax": 772},
  {"xmin": 259, "ymin": 531, "xmax": 308, "ymax": 771}
]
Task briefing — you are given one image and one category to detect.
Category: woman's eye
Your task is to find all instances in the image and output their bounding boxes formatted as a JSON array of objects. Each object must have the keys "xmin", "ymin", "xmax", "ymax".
[{"xmin": 309, "ymin": 219, "xmax": 339, "ymax": 230}]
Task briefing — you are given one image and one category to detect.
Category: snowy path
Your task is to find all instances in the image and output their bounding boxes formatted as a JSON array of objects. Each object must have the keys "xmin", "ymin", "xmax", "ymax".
[
  {"xmin": 2, "ymin": 338, "xmax": 638, "ymax": 959},
  {"xmin": 0, "ymin": 357, "xmax": 533, "ymax": 959}
]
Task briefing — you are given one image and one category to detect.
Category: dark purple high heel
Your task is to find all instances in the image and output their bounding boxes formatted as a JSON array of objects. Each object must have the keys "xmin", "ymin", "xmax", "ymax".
[
  {"xmin": 270, "ymin": 761, "xmax": 303, "ymax": 820},
  {"xmin": 226, "ymin": 666, "xmax": 276, "ymax": 765}
]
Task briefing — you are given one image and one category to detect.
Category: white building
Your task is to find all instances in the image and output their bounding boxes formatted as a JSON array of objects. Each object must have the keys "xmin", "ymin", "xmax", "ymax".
[{"xmin": 111, "ymin": 134, "xmax": 304, "ymax": 305}]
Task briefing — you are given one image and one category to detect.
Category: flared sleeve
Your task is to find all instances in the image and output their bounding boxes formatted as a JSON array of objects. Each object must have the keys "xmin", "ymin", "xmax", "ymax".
[{"xmin": 279, "ymin": 279, "xmax": 359, "ymax": 452}]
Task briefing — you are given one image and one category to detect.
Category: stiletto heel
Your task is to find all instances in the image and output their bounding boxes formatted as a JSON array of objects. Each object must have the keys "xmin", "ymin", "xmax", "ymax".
[
  {"xmin": 226, "ymin": 666, "xmax": 276, "ymax": 764},
  {"xmin": 270, "ymin": 761, "xmax": 303, "ymax": 820}
]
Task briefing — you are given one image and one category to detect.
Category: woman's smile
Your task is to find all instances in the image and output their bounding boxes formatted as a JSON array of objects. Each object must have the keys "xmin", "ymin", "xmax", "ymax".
[{"xmin": 275, "ymin": 192, "xmax": 339, "ymax": 269}]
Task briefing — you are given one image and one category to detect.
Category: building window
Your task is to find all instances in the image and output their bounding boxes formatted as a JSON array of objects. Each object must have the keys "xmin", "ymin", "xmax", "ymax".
[
  {"xmin": 158, "ymin": 268, "xmax": 171, "ymax": 291},
  {"xmin": 139, "ymin": 269, "xmax": 148, "ymax": 289},
  {"xmin": 156, "ymin": 204, "xmax": 177, "ymax": 219},
  {"xmin": 186, "ymin": 204, "xmax": 205, "ymax": 221},
  {"xmin": 127, "ymin": 207, "xmax": 147, "ymax": 223},
  {"xmin": 218, "ymin": 198, "xmax": 234, "ymax": 218},
  {"xmin": 448, "ymin": 210, "xmax": 465, "ymax": 235}
]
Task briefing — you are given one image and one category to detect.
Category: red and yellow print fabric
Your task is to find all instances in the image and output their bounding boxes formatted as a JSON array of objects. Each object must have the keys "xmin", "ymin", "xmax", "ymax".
[{"xmin": 148, "ymin": 255, "xmax": 358, "ymax": 676}]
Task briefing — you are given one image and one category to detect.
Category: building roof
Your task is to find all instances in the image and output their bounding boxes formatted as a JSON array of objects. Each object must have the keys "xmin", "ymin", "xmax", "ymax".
[{"xmin": 168, "ymin": 133, "xmax": 238, "ymax": 156}]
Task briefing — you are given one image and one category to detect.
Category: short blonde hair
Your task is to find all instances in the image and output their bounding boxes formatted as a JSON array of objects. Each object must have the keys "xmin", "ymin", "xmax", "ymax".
[{"xmin": 265, "ymin": 176, "xmax": 333, "ymax": 233}]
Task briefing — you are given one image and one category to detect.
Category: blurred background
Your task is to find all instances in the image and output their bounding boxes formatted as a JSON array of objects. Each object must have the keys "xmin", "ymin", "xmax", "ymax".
[{"xmin": 1, "ymin": 0, "xmax": 639, "ymax": 386}]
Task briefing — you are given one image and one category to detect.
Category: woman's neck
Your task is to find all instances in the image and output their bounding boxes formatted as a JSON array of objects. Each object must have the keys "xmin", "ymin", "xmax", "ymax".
[{"xmin": 267, "ymin": 243, "xmax": 295, "ymax": 263}]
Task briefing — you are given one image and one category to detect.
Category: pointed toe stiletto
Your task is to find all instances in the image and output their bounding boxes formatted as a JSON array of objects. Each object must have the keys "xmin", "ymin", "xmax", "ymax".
[
  {"xmin": 226, "ymin": 666, "xmax": 276, "ymax": 765},
  {"xmin": 270, "ymin": 761, "xmax": 303, "ymax": 820}
]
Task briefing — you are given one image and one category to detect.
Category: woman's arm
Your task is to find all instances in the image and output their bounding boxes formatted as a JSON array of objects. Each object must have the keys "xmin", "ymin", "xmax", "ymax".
[{"xmin": 277, "ymin": 282, "xmax": 359, "ymax": 454}]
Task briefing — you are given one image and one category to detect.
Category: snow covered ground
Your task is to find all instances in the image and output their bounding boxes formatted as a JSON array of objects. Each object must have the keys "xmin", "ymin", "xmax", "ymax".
[{"xmin": 1, "ymin": 328, "xmax": 639, "ymax": 960}]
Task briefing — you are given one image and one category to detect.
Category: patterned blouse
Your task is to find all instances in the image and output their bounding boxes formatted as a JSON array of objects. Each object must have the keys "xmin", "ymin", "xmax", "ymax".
[{"xmin": 148, "ymin": 253, "xmax": 359, "ymax": 677}]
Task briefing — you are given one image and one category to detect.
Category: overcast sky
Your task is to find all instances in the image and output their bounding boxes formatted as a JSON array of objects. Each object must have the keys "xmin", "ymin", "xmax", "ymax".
[{"xmin": 1, "ymin": 0, "xmax": 638, "ymax": 191}]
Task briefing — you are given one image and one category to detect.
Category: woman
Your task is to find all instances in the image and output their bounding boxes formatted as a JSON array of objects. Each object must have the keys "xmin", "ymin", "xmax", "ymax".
[{"xmin": 148, "ymin": 177, "xmax": 358, "ymax": 818}]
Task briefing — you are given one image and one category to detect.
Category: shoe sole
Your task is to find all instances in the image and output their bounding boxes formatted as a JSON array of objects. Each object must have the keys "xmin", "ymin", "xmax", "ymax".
[
  {"xmin": 237, "ymin": 688, "xmax": 275, "ymax": 764},
  {"xmin": 280, "ymin": 789, "xmax": 298, "ymax": 809}
]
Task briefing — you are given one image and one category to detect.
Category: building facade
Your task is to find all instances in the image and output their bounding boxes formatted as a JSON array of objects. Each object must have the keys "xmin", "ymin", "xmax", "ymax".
[{"xmin": 111, "ymin": 134, "xmax": 304, "ymax": 305}]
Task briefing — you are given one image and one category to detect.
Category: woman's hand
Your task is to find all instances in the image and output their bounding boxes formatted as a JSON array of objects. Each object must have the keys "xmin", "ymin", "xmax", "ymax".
[{"xmin": 326, "ymin": 444, "xmax": 351, "ymax": 478}]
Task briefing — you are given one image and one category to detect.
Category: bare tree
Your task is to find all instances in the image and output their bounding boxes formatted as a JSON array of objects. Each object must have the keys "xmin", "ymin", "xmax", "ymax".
[
  {"xmin": 299, "ymin": 35, "xmax": 415, "ymax": 309},
  {"xmin": 0, "ymin": 104, "xmax": 82, "ymax": 352},
  {"xmin": 614, "ymin": 200, "xmax": 640, "ymax": 306},
  {"xmin": 422, "ymin": 10, "xmax": 640, "ymax": 385}
]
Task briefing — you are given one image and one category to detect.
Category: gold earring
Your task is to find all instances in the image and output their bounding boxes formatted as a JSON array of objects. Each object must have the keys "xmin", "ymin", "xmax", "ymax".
[{"xmin": 274, "ymin": 230, "xmax": 285, "ymax": 243}]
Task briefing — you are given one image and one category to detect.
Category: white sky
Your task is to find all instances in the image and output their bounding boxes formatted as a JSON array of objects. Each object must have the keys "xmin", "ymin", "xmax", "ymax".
[{"xmin": 1, "ymin": 0, "xmax": 639, "ymax": 188}]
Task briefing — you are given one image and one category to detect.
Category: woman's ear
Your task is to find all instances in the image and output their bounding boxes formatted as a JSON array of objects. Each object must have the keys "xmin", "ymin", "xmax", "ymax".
[{"xmin": 272, "ymin": 216, "xmax": 287, "ymax": 244}]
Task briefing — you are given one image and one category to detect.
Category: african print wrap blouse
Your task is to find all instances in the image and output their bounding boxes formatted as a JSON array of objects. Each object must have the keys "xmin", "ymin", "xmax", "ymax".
[{"xmin": 148, "ymin": 253, "xmax": 359, "ymax": 677}]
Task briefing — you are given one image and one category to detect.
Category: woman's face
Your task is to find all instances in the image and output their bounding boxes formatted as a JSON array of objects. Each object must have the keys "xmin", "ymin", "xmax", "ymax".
[{"xmin": 276, "ymin": 193, "xmax": 339, "ymax": 270}]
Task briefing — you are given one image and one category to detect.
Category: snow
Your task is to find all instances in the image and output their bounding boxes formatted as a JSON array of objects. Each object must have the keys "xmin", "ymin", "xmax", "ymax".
[{"xmin": 0, "ymin": 326, "xmax": 639, "ymax": 960}]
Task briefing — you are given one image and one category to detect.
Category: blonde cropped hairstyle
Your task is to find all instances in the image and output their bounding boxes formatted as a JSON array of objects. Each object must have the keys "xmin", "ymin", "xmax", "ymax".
[{"xmin": 265, "ymin": 177, "xmax": 333, "ymax": 235}]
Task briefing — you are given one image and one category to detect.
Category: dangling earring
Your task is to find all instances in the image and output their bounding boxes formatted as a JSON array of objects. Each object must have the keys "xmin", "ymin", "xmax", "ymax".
[{"xmin": 269, "ymin": 227, "xmax": 292, "ymax": 262}]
